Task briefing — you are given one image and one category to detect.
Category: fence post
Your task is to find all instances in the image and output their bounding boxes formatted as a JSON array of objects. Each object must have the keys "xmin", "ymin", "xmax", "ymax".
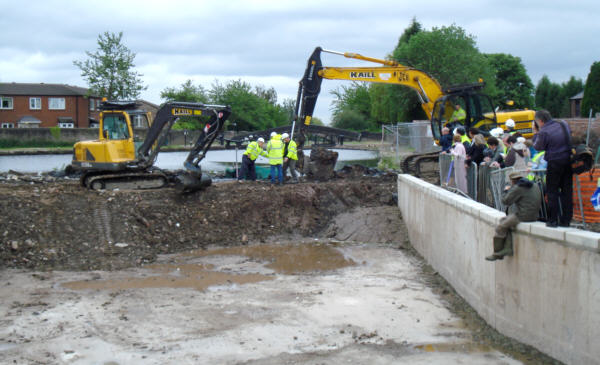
[{"xmin": 395, "ymin": 123, "xmax": 399, "ymax": 164}]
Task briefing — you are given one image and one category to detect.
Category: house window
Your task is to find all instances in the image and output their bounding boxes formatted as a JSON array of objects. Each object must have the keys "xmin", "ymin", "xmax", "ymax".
[
  {"xmin": 30, "ymin": 97, "xmax": 42, "ymax": 110},
  {"xmin": 90, "ymin": 99, "xmax": 95, "ymax": 111},
  {"xmin": 48, "ymin": 97, "xmax": 65, "ymax": 110},
  {"xmin": 0, "ymin": 97, "xmax": 13, "ymax": 109},
  {"xmin": 1, "ymin": 122, "xmax": 14, "ymax": 128},
  {"xmin": 96, "ymin": 100, "xmax": 100, "ymax": 108},
  {"xmin": 59, "ymin": 122, "xmax": 74, "ymax": 128}
]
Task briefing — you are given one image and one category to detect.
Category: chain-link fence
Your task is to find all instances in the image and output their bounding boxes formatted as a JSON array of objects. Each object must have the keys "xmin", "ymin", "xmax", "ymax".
[
  {"xmin": 439, "ymin": 154, "xmax": 477, "ymax": 199},
  {"xmin": 381, "ymin": 121, "xmax": 441, "ymax": 164}
]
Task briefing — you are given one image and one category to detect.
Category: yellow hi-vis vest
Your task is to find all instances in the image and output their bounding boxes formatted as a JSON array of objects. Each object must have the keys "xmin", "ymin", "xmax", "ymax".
[
  {"xmin": 267, "ymin": 135, "xmax": 284, "ymax": 165},
  {"xmin": 460, "ymin": 135, "xmax": 471, "ymax": 144},
  {"xmin": 286, "ymin": 140, "xmax": 298, "ymax": 160},
  {"xmin": 451, "ymin": 108, "xmax": 466, "ymax": 122},
  {"xmin": 243, "ymin": 141, "xmax": 267, "ymax": 161},
  {"xmin": 527, "ymin": 151, "xmax": 546, "ymax": 181}
]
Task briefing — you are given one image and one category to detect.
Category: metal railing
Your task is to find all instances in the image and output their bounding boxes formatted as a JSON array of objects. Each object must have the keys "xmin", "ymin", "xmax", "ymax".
[
  {"xmin": 382, "ymin": 121, "xmax": 441, "ymax": 164},
  {"xmin": 439, "ymin": 154, "xmax": 477, "ymax": 200}
]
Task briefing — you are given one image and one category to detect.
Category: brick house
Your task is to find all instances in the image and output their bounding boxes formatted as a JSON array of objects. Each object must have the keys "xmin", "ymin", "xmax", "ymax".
[{"xmin": 0, "ymin": 83, "xmax": 102, "ymax": 128}]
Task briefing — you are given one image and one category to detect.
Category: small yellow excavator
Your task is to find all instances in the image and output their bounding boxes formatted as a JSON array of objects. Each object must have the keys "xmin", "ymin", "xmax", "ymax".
[
  {"xmin": 292, "ymin": 46, "xmax": 535, "ymax": 174},
  {"xmin": 71, "ymin": 100, "xmax": 231, "ymax": 192}
]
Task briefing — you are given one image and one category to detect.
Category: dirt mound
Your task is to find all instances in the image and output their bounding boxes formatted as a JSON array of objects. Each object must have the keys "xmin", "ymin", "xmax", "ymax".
[{"xmin": 0, "ymin": 175, "xmax": 397, "ymax": 271}]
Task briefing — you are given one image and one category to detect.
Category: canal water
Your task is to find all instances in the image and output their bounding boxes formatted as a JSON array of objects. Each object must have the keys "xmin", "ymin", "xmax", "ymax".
[{"xmin": 0, "ymin": 149, "xmax": 379, "ymax": 173}]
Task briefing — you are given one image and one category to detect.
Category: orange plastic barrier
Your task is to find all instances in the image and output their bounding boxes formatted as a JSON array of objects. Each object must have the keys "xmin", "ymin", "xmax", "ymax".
[{"xmin": 573, "ymin": 169, "xmax": 600, "ymax": 223}]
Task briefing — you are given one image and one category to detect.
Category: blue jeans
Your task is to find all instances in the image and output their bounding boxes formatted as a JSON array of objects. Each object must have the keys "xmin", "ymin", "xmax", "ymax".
[{"xmin": 270, "ymin": 164, "xmax": 283, "ymax": 184}]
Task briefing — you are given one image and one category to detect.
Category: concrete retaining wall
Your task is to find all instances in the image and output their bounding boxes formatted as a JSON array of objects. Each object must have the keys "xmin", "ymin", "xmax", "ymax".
[{"xmin": 397, "ymin": 174, "xmax": 600, "ymax": 365}]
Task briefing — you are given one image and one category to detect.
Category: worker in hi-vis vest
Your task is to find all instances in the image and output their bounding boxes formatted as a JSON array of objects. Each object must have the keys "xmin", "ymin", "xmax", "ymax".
[
  {"xmin": 282, "ymin": 132, "xmax": 299, "ymax": 184},
  {"xmin": 239, "ymin": 137, "xmax": 267, "ymax": 181},
  {"xmin": 267, "ymin": 132, "xmax": 284, "ymax": 185}
]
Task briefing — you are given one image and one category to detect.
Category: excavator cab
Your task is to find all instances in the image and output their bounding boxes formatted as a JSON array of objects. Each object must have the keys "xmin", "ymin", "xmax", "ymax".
[{"xmin": 430, "ymin": 84, "xmax": 497, "ymax": 141}]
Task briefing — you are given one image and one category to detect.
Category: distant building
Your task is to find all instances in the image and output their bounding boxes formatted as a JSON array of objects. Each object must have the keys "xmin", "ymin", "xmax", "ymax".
[
  {"xmin": 0, "ymin": 82, "xmax": 101, "ymax": 128},
  {"xmin": 570, "ymin": 91, "xmax": 583, "ymax": 118}
]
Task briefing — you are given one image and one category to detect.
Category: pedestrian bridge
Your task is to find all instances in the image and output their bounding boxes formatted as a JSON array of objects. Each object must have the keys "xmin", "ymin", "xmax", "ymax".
[{"xmin": 397, "ymin": 174, "xmax": 600, "ymax": 365}]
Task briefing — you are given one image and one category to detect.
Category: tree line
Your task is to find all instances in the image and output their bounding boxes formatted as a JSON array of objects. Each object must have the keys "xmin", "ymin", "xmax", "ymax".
[{"xmin": 74, "ymin": 28, "xmax": 599, "ymax": 132}]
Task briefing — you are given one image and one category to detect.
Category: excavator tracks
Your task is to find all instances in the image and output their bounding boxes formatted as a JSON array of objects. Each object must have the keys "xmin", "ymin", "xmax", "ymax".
[
  {"xmin": 82, "ymin": 172, "xmax": 168, "ymax": 191},
  {"xmin": 401, "ymin": 152, "xmax": 440, "ymax": 182}
]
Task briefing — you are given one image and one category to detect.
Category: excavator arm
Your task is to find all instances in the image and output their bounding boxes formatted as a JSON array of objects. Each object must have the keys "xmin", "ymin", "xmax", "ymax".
[
  {"xmin": 135, "ymin": 101, "xmax": 231, "ymax": 171},
  {"xmin": 294, "ymin": 47, "xmax": 444, "ymax": 127}
]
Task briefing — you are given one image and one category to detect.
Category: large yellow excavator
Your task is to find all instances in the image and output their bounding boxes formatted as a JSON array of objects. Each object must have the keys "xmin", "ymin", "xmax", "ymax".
[
  {"xmin": 293, "ymin": 47, "xmax": 534, "ymax": 142},
  {"xmin": 71, "ymin": 101, "xmax": 231, "ymax": 192}
]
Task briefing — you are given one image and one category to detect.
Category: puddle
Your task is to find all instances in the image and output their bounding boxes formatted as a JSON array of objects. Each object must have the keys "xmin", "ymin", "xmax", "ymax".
[
  {"xmin": 63, "ymin": 243, "xmax": 355, "ymax": 291},
  {"xmin": 185, "ymin": 243, "xmax": 356, "ymax": 274}
]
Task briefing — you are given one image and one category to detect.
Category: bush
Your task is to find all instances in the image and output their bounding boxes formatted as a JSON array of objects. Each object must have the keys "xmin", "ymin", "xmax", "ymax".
[{"xmin": 49, "ymin": 126, "xmax": 61, "ymax": 140}]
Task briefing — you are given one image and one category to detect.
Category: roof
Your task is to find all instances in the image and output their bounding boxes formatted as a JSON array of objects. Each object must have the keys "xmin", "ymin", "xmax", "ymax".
[
  {"xmin": 0, "ymin": 83, "xmax": 97, "ymax": 97},
  {"xmin": 17, "ymin": 116, "xmax": 41, "ymax": 123},
  {"xmin": 570, "ymin": 91, "xmax": 584, "ymax": 100}
]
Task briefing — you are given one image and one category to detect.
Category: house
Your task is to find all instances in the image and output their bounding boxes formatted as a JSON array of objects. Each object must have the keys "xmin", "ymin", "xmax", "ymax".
[{"xmin": 0, "ymin": 82, "xmax": 101, "ymax": 128}]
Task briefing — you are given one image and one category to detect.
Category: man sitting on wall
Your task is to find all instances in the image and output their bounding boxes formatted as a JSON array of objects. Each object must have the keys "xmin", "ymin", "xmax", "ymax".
[{"xmin": 486, "ymin": 170, "xmax": 542, "ymax": 261}]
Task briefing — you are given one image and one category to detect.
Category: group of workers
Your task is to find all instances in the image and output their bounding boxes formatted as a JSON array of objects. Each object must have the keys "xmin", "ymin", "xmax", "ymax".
[
  {"xmin": 238, "ymin": 131, "xmax": 299, "ymax": 185},
  {"xmin": 440, "ymin": 108, "xmax": 574, "ymax": 262}
]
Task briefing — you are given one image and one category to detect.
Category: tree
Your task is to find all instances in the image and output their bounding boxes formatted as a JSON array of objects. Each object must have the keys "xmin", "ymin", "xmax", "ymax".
[
  {"xmin": 330, "ymin": 83, "xmax": 371, "ymax": 120},
  {"xmin": 389, "ymin": 23, "xmax": 496, "ymax": 122},
  {"xmin": 74, "ymin": 31, "xmax": 146, "ymax": 99},
  {"xmin": 486, "ymin": 53, "xmax": 534, "ymax": 109},
  {"xmin": 161, "ymin": 80, "xmax": 208, "ymax": 103},
  {"xmin": 560, "ymin": 76, "xmax": 584, "ymax": 117},
  {"xmin": 582, "ymin": 61, "xmax": 600, "ymax": 117},
  {"xmin": 332, "ymin": 109, "xmax": 370, "ymax": 131},
  {"xmin": 209, "ymin": 80, "xmax": 289, "ymax": 131},
  {"xmin": 535, "ymin": 75, "xmax": 571, "ymax": 118}
]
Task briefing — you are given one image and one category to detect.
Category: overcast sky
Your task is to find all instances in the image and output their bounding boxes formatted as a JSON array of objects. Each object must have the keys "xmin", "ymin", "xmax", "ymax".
[{"xmin": 1, "ymin": 0, "xmax": 599, "ymax": 124}]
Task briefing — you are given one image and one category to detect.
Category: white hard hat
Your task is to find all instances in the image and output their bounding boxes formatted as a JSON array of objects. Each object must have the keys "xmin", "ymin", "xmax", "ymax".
[
  {"xmin": 490, "ymin": 127, "xmax": 503, "ymax": 138},
  {"xmin": 281, "ymin": 133, "xmax": 289, "ymax": 139},
  {"xmin": 505, "ymin": 119, "xmax": 515, "ymax": 128},
  {"xmin": 257, "ymin": 137, "xmax": 265, "ymax": 143},
  {"xmin": 270, "ymin": 132, "xmax": 276, "ymax": 137}
]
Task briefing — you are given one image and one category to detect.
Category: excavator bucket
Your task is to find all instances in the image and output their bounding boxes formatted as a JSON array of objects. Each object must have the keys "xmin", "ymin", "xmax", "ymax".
[{"xmin": 175, "ymin": 170, "xmax": 212, "ymax": 194}]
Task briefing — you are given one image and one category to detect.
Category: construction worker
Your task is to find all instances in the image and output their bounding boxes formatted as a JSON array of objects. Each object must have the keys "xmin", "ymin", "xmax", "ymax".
[
  {"xmin": 455, "ymin": 127, "xmax": 471, "ymax": 151},
  {"xmin": 282, "ymin": 133, "xmax": 299, "ymax": 183},
  {"xmin": 267, "ymin": 132, "xmax": 284, "ymax": 185},
  {"xmin": 449, "ymin": 104, "xmax": 466, "ymax": 125},
  {"xmin": 505, "ymin": 119, "xmax": 517, "ymax": 135},
  {"xmin": 238, "ymin": 137, "xmax": 267, "ymax": 181}
]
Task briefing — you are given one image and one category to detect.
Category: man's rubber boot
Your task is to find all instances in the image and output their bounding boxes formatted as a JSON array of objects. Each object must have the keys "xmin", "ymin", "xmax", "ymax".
[
  {"xmin": 486, "ymin": 236, "xmax": 506, "ymax": 261},
  {"xmin": 495, "ymin": 234, "xmax": 514, "ymax": 257}
]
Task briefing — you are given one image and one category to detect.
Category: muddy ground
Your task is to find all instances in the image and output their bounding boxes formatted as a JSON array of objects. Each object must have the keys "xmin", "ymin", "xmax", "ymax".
[
  {"xmin": 0, "ymin": 172, "xmax": 561, "ymax": 364},
  {"xmin": 0, "ymin": 172, "xmax": 397, "ymax": 271}
]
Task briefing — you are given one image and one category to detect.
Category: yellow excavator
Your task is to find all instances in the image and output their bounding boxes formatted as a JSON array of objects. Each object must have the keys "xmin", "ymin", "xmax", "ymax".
[
  {"xmin": 71, "ymin": 100, "xmax": 231, "ymax": 192},
  {"xmin": 292, "ymin": 47, "xmax": 534, "ymax": 174}
]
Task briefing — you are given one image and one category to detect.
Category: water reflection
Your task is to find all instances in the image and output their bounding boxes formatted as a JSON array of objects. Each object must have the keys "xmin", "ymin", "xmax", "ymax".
[{"xmin": 0, "ymin": 149, "xmax": 379, "ymax": 173}]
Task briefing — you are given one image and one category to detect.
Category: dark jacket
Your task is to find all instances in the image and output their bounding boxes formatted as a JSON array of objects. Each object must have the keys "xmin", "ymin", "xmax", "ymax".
[
  {"xmin": 467, "ymin": 143, "xmax": 485, "ymax": 165},
  {"xmin": 532, "ymin": 120, "xmax": 571, "ymax": 161},
  {"xmin": 440, "ymin": 134, "xmax": 453, "ymax": 152},
  {"xmin": 502, "ymin": 179, "xmax": 541, "ymax": 222}
]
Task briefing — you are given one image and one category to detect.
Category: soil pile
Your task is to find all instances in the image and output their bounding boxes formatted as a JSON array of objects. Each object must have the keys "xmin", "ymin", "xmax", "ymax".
[{"xmin": 0, "ymin": 174, "xmax": 397, "ymax": 271}]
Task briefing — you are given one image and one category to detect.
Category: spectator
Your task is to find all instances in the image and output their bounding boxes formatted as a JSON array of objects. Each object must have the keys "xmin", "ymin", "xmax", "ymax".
[
  {"xmin": 504, "ymin": 135, "xmax": 528, "ymax": 171},
  {"xmin": 532, "ymin": 109, "xmax": 573, "ymax": 227},
  {"xmin": 440, "ymin": 127, "xmax": 453, "ymax": 152},
  {"xmin": 525, "ymin": 139, "xmax": 537, "ymax": 157},
  {"xmin": 490, "ymin": 127, "xmax": 507, "ymax": 154},
  {"xmin": 486, "ymin": 171, "xmax": 542, "ymax": 261},
  {"xmin": 484, "ymin": 136, "xmax": 504, "ymax": 168},
  {"xmin": 450, "ymin": 134, "xmax": 468, "ymax": 194},
  {"xmin": 467, "ymin": 134, "xmax": 486, "ymax": 165}
]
